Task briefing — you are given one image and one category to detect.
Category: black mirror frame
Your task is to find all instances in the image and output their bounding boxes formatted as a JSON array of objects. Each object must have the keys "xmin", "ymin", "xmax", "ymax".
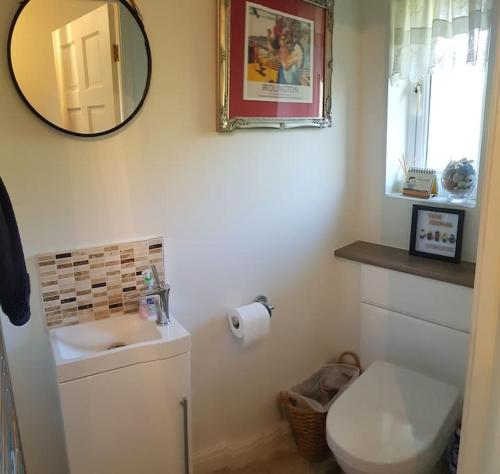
[{"xmin": 7, "ymin": 0, "xmax": 152, "ymax": 138}]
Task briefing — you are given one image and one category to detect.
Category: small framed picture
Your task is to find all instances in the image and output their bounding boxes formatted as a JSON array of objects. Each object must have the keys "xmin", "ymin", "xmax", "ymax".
[{"xmin": 409, "ymin": 205, "xmax": 465, "ymax": 263}]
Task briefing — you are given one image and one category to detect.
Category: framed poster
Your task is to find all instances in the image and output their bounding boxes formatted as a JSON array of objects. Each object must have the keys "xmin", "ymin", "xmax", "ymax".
[
  {"xmin": 217, "ymin": 0, "xmax": 334, "ymax": 131},
  {"xmin": 409, "ymin": 205, "xmax": 465, "ymax": 263}
]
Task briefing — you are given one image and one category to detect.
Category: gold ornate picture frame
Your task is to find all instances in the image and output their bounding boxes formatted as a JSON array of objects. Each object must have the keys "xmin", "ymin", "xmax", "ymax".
[{"xmin": 217, "ymin": 0, "xmax": 334, "ymax": 132}]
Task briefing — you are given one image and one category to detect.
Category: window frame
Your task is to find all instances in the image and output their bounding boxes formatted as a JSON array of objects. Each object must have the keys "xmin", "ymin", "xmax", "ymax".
[{"xmin": 405, "ymin": 77, "xmax": 431, "ymax": 171}]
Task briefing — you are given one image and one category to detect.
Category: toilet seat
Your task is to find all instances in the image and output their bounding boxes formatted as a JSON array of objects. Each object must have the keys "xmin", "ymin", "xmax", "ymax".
[{"xmin": 326, "ymin": 361, "xmax": 460, "ymax": 474}]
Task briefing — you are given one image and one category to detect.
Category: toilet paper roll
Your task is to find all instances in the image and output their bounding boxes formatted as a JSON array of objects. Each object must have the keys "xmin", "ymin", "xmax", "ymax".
[{"xmin": 228, "ymin": 302, "xmax": 270, "ymax": 346}]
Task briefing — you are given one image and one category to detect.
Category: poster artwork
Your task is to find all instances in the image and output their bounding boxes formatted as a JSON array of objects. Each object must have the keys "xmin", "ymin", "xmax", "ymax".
[{"xmin": 244, "ymin": 2, "xmax": 314, "ymax": 103}]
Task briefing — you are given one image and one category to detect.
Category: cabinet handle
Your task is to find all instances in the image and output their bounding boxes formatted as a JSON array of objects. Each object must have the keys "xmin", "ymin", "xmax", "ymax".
[{"xmin": 180, "ymin": 397, "xmax": 189, "ymax": 474}]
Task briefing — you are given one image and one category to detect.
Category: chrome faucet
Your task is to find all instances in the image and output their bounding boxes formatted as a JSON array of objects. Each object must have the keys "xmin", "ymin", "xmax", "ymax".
[{"xmin": 140, "ymin": 265, "xmax": 171, "ymax": 326}]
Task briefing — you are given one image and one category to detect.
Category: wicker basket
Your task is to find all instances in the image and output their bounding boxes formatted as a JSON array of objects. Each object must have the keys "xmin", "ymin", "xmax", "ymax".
[{"xmin": 278, "ymin": 352, "xmax": 361, "ymax": 462}]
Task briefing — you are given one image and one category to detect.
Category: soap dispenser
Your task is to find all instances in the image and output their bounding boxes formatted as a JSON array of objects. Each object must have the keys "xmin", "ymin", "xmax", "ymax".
[
  {"xmin": 141, "ymin": 269, "xmax": 160, "ymax": 319},
  {"xmin": 142, "ymin": 269, "xmax": 154, "ymax": 289}
]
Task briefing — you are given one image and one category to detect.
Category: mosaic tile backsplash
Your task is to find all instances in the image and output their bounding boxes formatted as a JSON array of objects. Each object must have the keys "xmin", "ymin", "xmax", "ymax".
[{"xmin": 37, "ymin": 238, "xmax": 164, "ymax": 329}]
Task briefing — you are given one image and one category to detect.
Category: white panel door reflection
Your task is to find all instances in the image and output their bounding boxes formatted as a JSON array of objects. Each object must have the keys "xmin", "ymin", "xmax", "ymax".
[{"xmin": 52, "ymin": 4, "xmax": 120, "ymax": 134}]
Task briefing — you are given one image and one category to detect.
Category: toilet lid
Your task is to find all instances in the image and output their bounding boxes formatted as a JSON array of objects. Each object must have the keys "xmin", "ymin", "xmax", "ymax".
[{"xmin": 326, "ymin": 361, "xmax": 460, "ymax": 473}]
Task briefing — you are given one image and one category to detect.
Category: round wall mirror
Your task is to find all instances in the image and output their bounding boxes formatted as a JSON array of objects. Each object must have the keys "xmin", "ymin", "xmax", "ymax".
[{"xmin": 8, "ymin": 0, "xmax": 152, "ymax": 137}]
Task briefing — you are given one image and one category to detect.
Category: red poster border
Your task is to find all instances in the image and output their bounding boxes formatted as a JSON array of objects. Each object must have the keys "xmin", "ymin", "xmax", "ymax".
[{"xmin": 229, "ymin": 0, "xmax": 326, "ymax": 119}]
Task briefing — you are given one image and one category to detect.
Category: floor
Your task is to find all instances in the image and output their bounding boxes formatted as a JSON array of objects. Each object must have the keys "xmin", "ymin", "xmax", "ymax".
[
  {"xmin": 215, "ymin": 451, "xmax": 451, "ymax": 474},
  {"xmin": 214, "ymin": 453, "xmax": 341, "ymax": 474}
]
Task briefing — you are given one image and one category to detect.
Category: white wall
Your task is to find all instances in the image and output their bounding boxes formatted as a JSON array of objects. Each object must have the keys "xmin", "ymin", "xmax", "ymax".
[
  {"xmin": 0, "ymin": 1, "xmax": 362, "ymax": 473},
  {"xmin": 358, "ymin": 0, "xmax": 482, "ymax": 262}
]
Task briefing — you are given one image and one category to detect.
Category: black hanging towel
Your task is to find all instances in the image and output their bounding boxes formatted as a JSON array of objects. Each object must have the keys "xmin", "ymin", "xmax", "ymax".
[{"xmin": 0, "ymin": 177, "xmax": 30, "ymax": 326}]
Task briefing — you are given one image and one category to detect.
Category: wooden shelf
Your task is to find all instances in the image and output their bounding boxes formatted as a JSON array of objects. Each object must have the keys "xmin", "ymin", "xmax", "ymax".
[{"xmin": 335, "ymin": 241, "xmax": 476, "ymax": 288}]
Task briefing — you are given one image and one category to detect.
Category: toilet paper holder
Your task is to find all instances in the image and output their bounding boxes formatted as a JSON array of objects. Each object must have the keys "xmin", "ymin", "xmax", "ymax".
[
  {"xmin": 253, "ymin": 295, "xmax": 274, "ymax": 317},
  {"xmin": 230, "ymin": 295, "xmax": 274, "ymax": 330}
]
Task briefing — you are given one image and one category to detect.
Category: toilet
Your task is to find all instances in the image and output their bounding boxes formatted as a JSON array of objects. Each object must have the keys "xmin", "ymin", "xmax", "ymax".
[
  {"xmin": 326, "ymin": 361, "xmax": 460, "ymax": 474},
  {"xmin": 325, "ymin": 289, "xmax": 470, "ymax": 474}
]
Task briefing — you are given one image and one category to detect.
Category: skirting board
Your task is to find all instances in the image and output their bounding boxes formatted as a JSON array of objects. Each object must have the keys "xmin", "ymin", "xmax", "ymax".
[{"xmin": 193, "ymin": 421, "xmax": 296, "ymax": 473}]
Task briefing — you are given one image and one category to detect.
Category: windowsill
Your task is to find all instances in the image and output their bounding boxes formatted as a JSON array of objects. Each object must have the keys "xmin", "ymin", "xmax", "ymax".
[{"xmin": 385, "ymin": 192, "xmax": 477, "ymax": 209}]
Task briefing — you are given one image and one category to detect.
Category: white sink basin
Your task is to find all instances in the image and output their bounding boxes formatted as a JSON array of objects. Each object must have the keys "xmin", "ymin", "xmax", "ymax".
[
  {"xmin": 53, "ymin": 315, "xmax": 162, "ymax": 360},
  {"xmin": 50, "ymin": 315, "xmax": 191, "ymax": 383}
]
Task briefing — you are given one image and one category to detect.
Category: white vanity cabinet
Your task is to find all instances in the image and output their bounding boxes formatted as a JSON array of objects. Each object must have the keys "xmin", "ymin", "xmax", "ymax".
[
  {"xmin": 60, "ymin": 353, "xmax": 190, "ymax": 474},
  {"xmin": 50, "ymin": 316, "xmax": 192, "ymax": 474}
]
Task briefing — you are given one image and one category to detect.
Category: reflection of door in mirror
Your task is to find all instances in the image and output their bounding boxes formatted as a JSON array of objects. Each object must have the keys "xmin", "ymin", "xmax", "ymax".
[
  {"xmin": 10, "ymin": 0, "xmax": 150, "ymax": 136},
  {"xmin": 52, "ymin": 4, "xmax": 121, "ymax": 134}
]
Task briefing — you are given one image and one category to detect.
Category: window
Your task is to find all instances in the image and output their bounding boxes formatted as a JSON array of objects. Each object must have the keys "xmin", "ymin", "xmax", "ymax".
[
  {"xmin": 386, "ymin": 0, "xmax": 493, "ymax": 206},
  {"xmin": 386, "ymin": 63, "xmax": 490, "ymax": 204},
  {"xmin": 426, "ymin": 68, "xmax": 487, "ymax": 172},
  {"xmin": 405, "ymin": 66, "xmax": 488, "ymax": 174}
]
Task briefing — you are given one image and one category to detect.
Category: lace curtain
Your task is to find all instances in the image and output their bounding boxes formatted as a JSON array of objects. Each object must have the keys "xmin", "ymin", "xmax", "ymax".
[{"xmin": 390, "ymin": 0, "xmax": 493, "ymax": 82}]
